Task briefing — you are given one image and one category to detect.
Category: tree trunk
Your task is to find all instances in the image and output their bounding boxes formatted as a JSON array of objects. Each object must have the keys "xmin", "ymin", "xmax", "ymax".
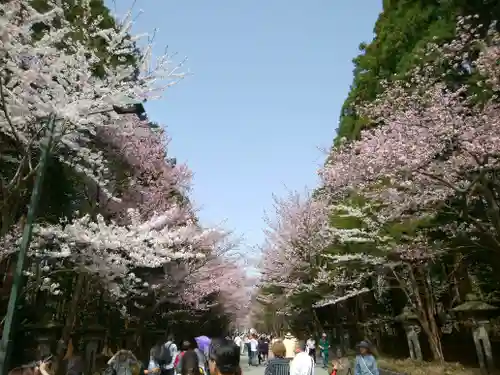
[
  {"xmin": 55, "ymin": 273, "xmax": 85, "ymax": 375},
  {"xmin": 407, "ymin": 265, "xmax": 445, "ymax": 362},
  {"xmin": 419, "ymin": 318, "xmax": 444, "ymax": 362},
  {"xmin": 422, "ymin": 270, "xmax": 444, "ymax": 362}
]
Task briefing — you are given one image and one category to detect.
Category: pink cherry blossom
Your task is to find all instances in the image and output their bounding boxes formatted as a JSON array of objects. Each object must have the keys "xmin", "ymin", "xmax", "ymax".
[
  {"xmin": 319, "ymin": 18, "xmax": 500, "ymax": 233},
  {"xmin": 99, "ymin": 114, "xmax": 193, "ymax": 219},
  {"xmin": 0, "ymin": 0, "xmax": 244, "ymax": 318},
  {"xmin": 258, "ymin": 190, "xmax": 385, "ymax": 305},
  {"xmin": 0, "ymin": 0, "xmax": 185, "ymax": 205}
]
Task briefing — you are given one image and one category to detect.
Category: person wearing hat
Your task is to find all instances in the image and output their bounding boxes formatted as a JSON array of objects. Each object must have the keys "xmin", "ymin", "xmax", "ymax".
[
  {"xmin": 354, "ymin": 341, "xmax": 379, "ymax": 375},
  {"xmin": 282, "ymin": 333, "xmax": 298, "ymax": 359},
  {"xmin": 318, "ymin": 333, "xmax": 330, "ymax": 369}
]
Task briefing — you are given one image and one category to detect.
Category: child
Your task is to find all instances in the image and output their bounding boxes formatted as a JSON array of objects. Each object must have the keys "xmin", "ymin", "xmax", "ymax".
[
  {"xmin": 330, "ymin": 362, "xmax": 338, "ymax": 375},
  {"xmin": 329, "ymin": 348, "xmax": 350, "ymax": 375}
]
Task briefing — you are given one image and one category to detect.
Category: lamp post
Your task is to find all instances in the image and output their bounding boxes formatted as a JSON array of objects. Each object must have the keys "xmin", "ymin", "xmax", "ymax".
[
  {"xmin": 0, "ymin": 100, "xmax": 145, "ymax": 375},
  {"xmin": 0, "ymin": 113, "xmax": 57, "ymax": 375}
]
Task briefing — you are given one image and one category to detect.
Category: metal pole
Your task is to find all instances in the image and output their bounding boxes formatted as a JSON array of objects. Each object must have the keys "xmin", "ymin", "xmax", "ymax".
[{"xmin": 0, "ymin": 113, "xmax": 57, "ymax": 375}]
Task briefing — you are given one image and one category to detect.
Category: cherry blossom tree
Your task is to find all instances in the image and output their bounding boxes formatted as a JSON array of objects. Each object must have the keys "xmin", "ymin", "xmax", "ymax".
[
  {"xmin": 1, "ymin": 0, "xmax": 243, "ymax": 359},
  {"xmin": 0, "ymin": 0, "xmax": 211, "ymax": 279},
  {"xmin": 0, "ymin": 0, "xmax": 185, "ymax": 231},
  {"xmin": 174, "ymin": 231, "xmax": 252, "ymax": 319},
  {"xmin": 98, "ymin": 114, "xmax": 193, "ymax": 219},
  {"xmin": 315, "ymin": 16, "xmax": 500, "ymax": 361},
  {"xmin": 257, "ymin": 189, "xmax": 388, "ymax": 334},
  {"xmin": 258, "ymin": 186, "xmax": 454, "ymax": 358},
  {"xmin": 319, "ymin": 17, "xmax": 500, "ymax": 247},
  {"xmin": 259, "ymin": 191, "xmax": 334, "ymax": 299},
  {"xmin": 260, "ymin": 191, "xmax": 388, "ymax": 295}
]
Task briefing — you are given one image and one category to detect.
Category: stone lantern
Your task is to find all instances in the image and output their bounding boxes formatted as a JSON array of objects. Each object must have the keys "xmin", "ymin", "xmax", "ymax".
[
  {"xmin": 452, "ymin": 294, "xmax": 497, "ymax": 374},
  {"xmin": 332, "ymin": 326, "xmax": 337, "ymax": 341},
  {"xmin": 80, "ymin": 324, "xmax": 106, "ymax": 375},
  {"xmin": 395, "ymin": 307, "xmax": 422, "ymax": 361},
  {"xmin": 342, "ymin": 329, "xmax": 350, "ymax": 351},
  {"xmin": 24, "ymin": 322, "xmax": 62, "ymax": 359}
]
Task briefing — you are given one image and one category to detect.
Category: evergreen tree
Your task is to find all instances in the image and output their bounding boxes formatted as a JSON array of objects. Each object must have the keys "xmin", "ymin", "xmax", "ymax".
[{"xmin": 336, "ymin": 0, "xmax": 500, "ymax": 142}]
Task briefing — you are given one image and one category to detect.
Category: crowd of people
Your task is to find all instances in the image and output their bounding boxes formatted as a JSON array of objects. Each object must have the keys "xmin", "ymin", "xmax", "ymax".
[
  {"xmin": 107, "ymin": 336, "xmax": 240, "ymax": 375},
  {"xmin": 232, "ymin": 331, "xmax": 379, "ymax": 375},
  {"xmin": 7, "ymin": 336, "xmax": 242, "ymax": 375},
  {"xmin": 8, "ymin": 332, "xmax": 379, "ymax": 375},
  {"xmin": 233, "ymin": 333, "xmax": 270, "ymax": 366}
]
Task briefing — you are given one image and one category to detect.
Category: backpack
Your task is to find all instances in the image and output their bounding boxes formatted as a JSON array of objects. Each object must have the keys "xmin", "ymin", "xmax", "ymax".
[
  {"xmin": 175, "ymin": 352, "xmax": 187, "ymax": 372},
  {"xmin": 155, "ymin": 342, "xmax": 173, "ymax": 366}
]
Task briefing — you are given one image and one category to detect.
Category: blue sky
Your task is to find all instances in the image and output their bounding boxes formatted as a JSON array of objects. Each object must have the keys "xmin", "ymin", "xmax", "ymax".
[{"xmin": 108, "ymin": 1, "xmax": 382, "ymax": 256}]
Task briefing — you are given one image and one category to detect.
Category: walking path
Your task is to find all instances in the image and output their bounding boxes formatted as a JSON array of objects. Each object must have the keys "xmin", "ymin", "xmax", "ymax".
[
  {"xmin": 239, "ymin": 353, "xmax": 404, "ymax": 375},
  {"xmin": 241, "ymin": 359, "xmax": 403, "ymax": 375},
  {"xmin": 240, "ymin": 356, "xmax": 330, "ymax": 375}
]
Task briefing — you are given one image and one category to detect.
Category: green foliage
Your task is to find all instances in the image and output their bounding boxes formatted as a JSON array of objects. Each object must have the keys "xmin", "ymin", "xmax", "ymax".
[
  {"xmin": 335, "ymin": 0, "xmax": 500, "ymax": 143},
  {"xmin": 30, "ymin": 0, "xmax": 140, "ymax": 77}
]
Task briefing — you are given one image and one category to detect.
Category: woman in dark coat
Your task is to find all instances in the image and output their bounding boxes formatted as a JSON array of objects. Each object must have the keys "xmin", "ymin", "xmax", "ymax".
[{"xmin": 258, "ymin": 336, "xmax": 269, "ymax": 365}]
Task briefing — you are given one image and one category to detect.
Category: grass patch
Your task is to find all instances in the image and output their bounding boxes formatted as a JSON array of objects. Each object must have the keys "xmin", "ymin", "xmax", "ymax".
[
  {"xmin": 377, "ymin": 357, "xmax": 487, "ymax": 375},
  {"xmin": 327, "ymin": 350, "xmax": 493, "ymax": 375}
]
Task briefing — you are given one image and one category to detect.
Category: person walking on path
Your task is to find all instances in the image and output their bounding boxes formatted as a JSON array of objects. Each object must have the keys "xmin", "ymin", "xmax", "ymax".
[
  {"xmin": 248, "ymin": 334, "xmax": 259, "ymax": 366},
  {"xmin": 174, "ymin": 341, "xmax": 190, "ymax": 373},
  {"xmin": 258, "ymin": 336, "xmax": 269, "ymax": 365},
  {"xmin": 163, "ymin": 336, "xmax": 178, "ymax": 375},
  {"xmin": 264, "ymin": 342, "xmax": 290, "ymax": 375},
  {"xmin": 244, "ymin": 336, "xmax": 250, "ymax": 358},
  {"xmin": 151, "ymin": 336, "xmax": 177, "ymax": 375},
  {"xmin": 233, "ymin": 336, "xmax": 242, "ymax": 357},
  {"xmin": 283, "ymin": 333, "xmax": 298, "ymax": 359},
  {"xmin": 177, "ymin": 341, "xmax": 200, "ymax": 375},
  {"xmin": 268, "ymin": 336, "xmax": 279, "ymax": 360},
  {"xmin": 318, "ymin": 334, "xmax": 330, "ymax": 369},
  {"xmin": 330, "ymin": 348, "xmax": 350, "ymax": 375},
  {"xmin": 290, "ymin": 347, "xmax": 314, "ymax": 375},
  {"xmin": 194, "ymin": 344, "xmax": 208, "ymax": 375},
  {"xmin": 305, "ymin": 336, "xmax": 315, "ymax": 364},
  {"xmin": 108, "ymin": 350, "xmax": 138, "ymax": 375},
  {"xmin": 208, "ymin": 339, "xmax": 241, "ymax": 375},
  {"xmin": 147, "ymin": 347, "xmax": 161, "ymax": 375},
  {"xmin": 354, "ymin": 341, "xmax": 379, "ymax": 375}
]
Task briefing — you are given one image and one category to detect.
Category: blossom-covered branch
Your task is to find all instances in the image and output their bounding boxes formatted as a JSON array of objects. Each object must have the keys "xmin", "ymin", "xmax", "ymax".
[
  {"xmin": 0, "ymin": 0, "xmax": 185, "ymax": 210},
  {"xmin": 319, "ymin": 17, "xmax": 500, "ymax": 237}
]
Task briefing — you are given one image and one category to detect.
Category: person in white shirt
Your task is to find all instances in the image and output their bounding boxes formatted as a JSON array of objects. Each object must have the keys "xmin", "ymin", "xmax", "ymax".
[
  {"xmin": 234, "ymin": 336, "xmax": 243, "ymax": 355},
  {"xmin": 305, "ymin": 336, "xmax": 316, "ymax": 364},
  {"xmin": 244, "ymin": 335, "xmax": 251, "ymax": 357},
  {"xmin": 290, "ymin": 348, "xmax": 314, "ymax": 375},
  {"xmin": 234, "ymin": 336, "xmax": 242, "ymax": 347},
  {"xmin": 163, "ymin": 336, "xmax": 178, "ymax": 375},
  {"xmin": 249, "ymin": 334, "xmax": 259, "ymax": 366}
]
